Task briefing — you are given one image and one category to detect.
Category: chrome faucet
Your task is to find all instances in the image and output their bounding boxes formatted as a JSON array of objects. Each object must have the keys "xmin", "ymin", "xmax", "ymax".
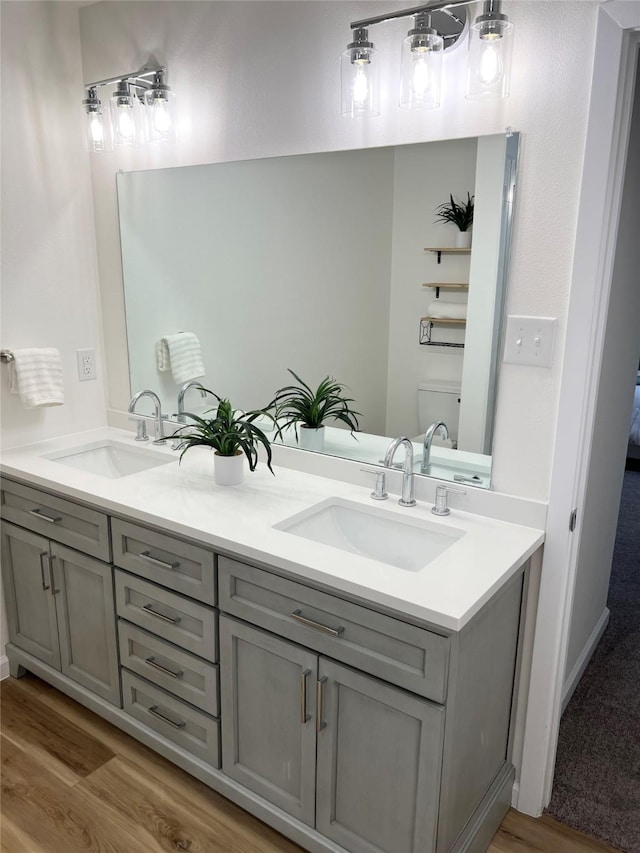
[
  {"xmin": 383, "ymin": 437, "xmax": 416, "ymax": 507},
  {"xmin": 422, "ymin": 421, "xmax": 449, "ymax": 474},
  {"xmin": 176, "ymin": 380, "xmax": 207, "ymax": 423},
  {"xmin": 128, "ymin": 390, "xmax": 167, "ymax": 445}
]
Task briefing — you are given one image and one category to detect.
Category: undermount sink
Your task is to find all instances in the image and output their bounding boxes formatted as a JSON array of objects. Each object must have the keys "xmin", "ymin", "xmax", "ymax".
[
  {"xmin": 274, "ymin": 498, "xmax": 464, "ymax": 571},
  {"xmin": 44, "ymin": 440, "xmax": 174, "ymax": 479}
]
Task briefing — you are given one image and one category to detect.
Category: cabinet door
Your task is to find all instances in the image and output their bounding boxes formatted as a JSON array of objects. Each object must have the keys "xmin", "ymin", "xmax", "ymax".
[
  {"xmin": 316, "ymin": 659, "xmax": 445, "ymax": 853},
  {"xmin": 51, "ymin": 543, "xmax": 121, "ymax": 706},
  {"xmin": 1, "ymin": 523, "xmax": 60, "ymax": 669},
  {"xmin": 219, "ymin": 616, "xmax": 317, "ymax": 826}
]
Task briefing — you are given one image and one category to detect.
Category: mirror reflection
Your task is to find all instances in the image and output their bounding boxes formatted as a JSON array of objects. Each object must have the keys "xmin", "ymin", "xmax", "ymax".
[{"xmin": 117, "ymin": 132, "xmax": 519, "ymax": 488}]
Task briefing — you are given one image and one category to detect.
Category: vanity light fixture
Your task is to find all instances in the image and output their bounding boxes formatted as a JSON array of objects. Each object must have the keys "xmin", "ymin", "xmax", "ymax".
[
  {"xmin": 341, "ymin": 0, "xmax": 514, "ymax": 117},
  {"xmin": 82, "ymin": 64, "xmax": 177, "ymax": 152},
  {"xmin": 466, "ymin": 0, "xmax": 514, "ymax": 99}
]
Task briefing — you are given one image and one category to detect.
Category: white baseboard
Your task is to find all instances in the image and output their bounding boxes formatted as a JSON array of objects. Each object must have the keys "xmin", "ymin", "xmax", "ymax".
[
  {"xmin": 0, "ymin": 655, "xmax": 10, "ymax": 681},
  {"xmin": 561, "ymin": 607, "xmax": 610, "ymax": 713}
]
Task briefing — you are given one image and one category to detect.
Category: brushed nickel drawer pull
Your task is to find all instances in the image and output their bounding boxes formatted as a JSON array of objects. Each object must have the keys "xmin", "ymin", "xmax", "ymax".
[
  {"xmin": 147, "ymin": 705, "xmax": 186, "ymax": 729},
  {"xmin": 300, "ymin": 669, "xmax": 311, "ymax": 724},
  {"xmin": 316, "ymin": 676, "xmax": 327, "ymax": 733},
  {"xmin": 145, "ymin": 656, "xmax": 183, "ymax": 679},
  {"xmin": 291, "ymin": 609, "xmax": 344, "ymax": 637},
  {"xmin": 39, "ymin": 551, "xmax": 50, "ymax": 591},
  {"xmin": 142, "ymin": 603, "xmax": 181, "ymax": 624},
  {"xmin": 29, "ymin": 508, "xmax": 61, "ymax": 524},
  {"xmin": 139, "ymin": 551, "xmax": 180, "ymax": 571}
]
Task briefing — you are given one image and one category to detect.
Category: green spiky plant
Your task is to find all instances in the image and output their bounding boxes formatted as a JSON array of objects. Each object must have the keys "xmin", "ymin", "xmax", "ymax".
[
  {"xmin": 171, "ymin": 389, "xmax": 275, "ymax": 474},
  {"xmin": 272, "ymin": 369, "xmax": 361, "ymax": 441},
  {"xmin": 434, "ymin": 192, "xmax": 475, "ymax": 232}
]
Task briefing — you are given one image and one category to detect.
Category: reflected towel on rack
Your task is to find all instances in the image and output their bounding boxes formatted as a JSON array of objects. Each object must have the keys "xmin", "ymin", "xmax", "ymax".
[
  {"xmin": 426, "ymin": 301, "xmax": 467, "ymax": 320},
  {"xmin": 156, "ymin": 332, "xmax": 205, "ymax": 385},
  {"xmin": 8, "ymin": 348, "xmax": 64, "ymax": 408}
]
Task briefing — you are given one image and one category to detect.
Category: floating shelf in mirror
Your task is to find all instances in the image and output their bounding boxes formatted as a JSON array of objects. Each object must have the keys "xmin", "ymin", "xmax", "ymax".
[
  {"xmin": 424, "ymin": 247, "xmax": 472, "ymax": 263},
  {"xmin": 423, "ymin": 283, "xmax": 469, "ymax": 298}
]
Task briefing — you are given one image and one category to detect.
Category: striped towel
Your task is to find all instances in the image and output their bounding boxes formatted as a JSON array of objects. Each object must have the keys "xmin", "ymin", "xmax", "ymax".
[
  {"xmin": 8, "ymin": 348, "xmax": 65, "ymax": 408},
  {"xmin": 156, "ymin": 332, "xmax": 205, "ymax": 385}
]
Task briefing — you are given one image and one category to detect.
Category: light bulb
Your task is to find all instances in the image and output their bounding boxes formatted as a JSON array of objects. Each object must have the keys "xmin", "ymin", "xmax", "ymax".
[
  {"xmin": 412, "ymin": 53, "xmax": 431, "ymax": 97},
  {"xmin": 117, "ymin": 107, "xmax": 135, "ymax": 141},
  {"xmin": 89, "ymin": 114, "xmax": 104, "ymax": 144},
  {"xmin": 352, "ymin": 64, "xmax": 369, "ymax": 106},
  {"xmin": 150, "ymin": 99, "xmax": 172, "ymax": 134},
  {"xmin": 478, "ymin": 38, "xmax": 503, "ymax": 86}
]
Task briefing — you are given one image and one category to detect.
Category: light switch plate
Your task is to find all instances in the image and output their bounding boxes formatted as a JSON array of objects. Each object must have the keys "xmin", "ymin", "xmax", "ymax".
[{"xmin": 503, "ymin": 316, "xmax": 557, "ymax": 367}]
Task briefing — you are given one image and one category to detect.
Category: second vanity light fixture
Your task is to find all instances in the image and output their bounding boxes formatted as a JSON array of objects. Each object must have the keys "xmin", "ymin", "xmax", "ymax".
[
  {"xmin": 341, "ymin": 0, "xmax": 514, "ymax": 117},
  {"xmin": 82, "ymin": 64, "xmax": 177, "ymax": 152}
]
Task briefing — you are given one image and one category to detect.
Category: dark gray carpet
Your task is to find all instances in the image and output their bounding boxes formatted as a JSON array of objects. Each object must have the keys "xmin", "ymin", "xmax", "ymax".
[{"xmin": 546, "ymin": 469, "xmax": 640, "ymax": 852}]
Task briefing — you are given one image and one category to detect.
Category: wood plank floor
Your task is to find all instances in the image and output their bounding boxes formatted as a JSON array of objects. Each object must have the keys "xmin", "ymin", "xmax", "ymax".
[{"xmin": 0, "ymin": 675, "xmax": 620, "ymax": 853}]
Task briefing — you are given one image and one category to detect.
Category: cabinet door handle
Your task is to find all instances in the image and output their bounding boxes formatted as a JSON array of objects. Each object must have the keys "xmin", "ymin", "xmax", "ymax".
[
  {"xmin": 39, "ymin": 551, "xmax": 50, "ymax": 591},
  {"xmin": 139, "ymin": 551, "xmax": 180, "ymax": 571},
  {"xmin": 316, "ymin": 676, "xmax": 327, "ymax": 733},
  {"xmin": 147, "ymin": 705, "xmax": 186, "ymax": 729},
  {"xmin": 145, "ymin": 656, "xmax": 183, "ymax": 679},
  {"xmin": 300, "ymin": 669, "xmax": 311, "ymax": 724},
  {"xmin": 141, "ymin": 603, "xmax": 181, "ymax": 624},
  {"xmin": 29, "ymin": 508, "xmax": 61, "ymax": 524},
  {"xmin": 49, "ymin": 554, "xmax": 59, "ymax": 595},
  {"xmin": 291, "ymin": 610, "xmax": 344, "ymax": 637}
]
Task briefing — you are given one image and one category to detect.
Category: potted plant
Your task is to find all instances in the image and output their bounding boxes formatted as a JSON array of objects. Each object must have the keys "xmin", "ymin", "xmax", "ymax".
[
  {"xmin": 434, "ymin": 192, "xmax": 474, "ymax": 248},
  {"xmin": 272, "ymin": 369, "xmax": 361, "ymax": 452},
  {"xmin": 171, "ymin": 390, "xmax": 274, "ymax": 486}
]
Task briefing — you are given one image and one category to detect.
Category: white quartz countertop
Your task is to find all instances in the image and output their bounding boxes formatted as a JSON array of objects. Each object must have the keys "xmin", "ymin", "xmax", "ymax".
[{"xmin": 1, "ymin": 428, "xmax": 544, "ymax": 632}]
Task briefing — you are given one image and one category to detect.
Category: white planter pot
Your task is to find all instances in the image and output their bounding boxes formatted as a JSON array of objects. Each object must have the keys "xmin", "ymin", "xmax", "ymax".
[
  {"xmin": 213, "ymin": 451, "xmax": 244, "ymax": 486},
  {"xmin": 298, "ymin": 425, "xmax": 325, "ymax": 452},
  {"xmin": 455, "ymin": 230, "xmax": 472, "ymax": 249}
]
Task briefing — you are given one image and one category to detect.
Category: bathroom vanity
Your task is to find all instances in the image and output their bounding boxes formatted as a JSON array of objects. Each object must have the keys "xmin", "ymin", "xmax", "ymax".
[{"xmin": 1, "ymin": 429, "xmax": 543, "ymax": 853}]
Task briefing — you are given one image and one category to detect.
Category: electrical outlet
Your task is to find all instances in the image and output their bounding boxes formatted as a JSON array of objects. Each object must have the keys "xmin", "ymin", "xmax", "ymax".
[{"xmin": 76, "ymin": 348, "xmax": 97, "ymax": 381}]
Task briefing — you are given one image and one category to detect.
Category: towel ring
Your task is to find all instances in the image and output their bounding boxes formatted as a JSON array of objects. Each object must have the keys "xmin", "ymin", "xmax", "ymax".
[{"xmin": 0, "ymin": 349, "xmax": 14, "ymax": 363}]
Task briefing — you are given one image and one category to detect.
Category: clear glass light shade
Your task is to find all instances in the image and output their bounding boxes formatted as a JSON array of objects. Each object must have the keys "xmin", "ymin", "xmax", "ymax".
[
  {"xmin": 341, "ymin": 47, "xmax": 379, "ymax": 118},
  {"xmin": 83, "ymin": 105, "xmax": 110, "ymax": 152},
  {"xmin": 110, "ymin": 90, "xmax": 143, "ymax": 147},
  {"xmin": 399, "ymin": 33, "xmax": 443, "ymax": 110},
  {"xmin": 143, "ymin": 87, "xmax": 177, "ymax": 143},
  {"xmin": 466, "ymin": 20, "xmax": 513, "ymax": 99}
]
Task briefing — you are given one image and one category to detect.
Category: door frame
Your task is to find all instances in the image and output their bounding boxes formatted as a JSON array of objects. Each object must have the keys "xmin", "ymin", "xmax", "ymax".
[{"xmin": 517, "ymin": 2, "xmax": 640, "ymax": 816}]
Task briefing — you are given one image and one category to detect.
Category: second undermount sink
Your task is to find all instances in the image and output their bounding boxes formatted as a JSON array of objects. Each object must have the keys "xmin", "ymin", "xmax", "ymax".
[
  {"xmin": 44, "ymin": 440, "xmax": 174, "ymax": 479},
  {"xmin": 274, "ymin": 498, "xmax": 464, "ymax": 571}
]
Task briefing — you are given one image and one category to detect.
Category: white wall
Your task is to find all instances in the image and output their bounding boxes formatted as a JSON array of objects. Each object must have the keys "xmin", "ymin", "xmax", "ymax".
[
  {"xmin": 0, "ymin": 1, "xmax": 106, "ymax": 449},
  {"xmin": 79, "ymin": 0, "xmax": 599, "ymax": 502},
  {"xmin": 118, "ymin": 149, "xmax": 394, "ymax": 432},
  {"xmin": 385, "ymin": 138, "xmax": 476, "ymax": 438},
  {"xmin": 0, "ymin": 0, "xmax": 106, "ymax": 672},
  {"xmin": 564, "ymin": 57, "xmax": 640, "ymax": 685}
]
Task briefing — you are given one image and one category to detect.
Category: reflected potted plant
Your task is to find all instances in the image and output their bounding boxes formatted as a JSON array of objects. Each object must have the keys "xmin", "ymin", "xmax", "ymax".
[
  {"xmin": 272, "ymin": 369, "xmax": 361, "ymax": 452},
  {"xmin": 434, "ymin": 192, "xmax": 474, "ymax": 248},
  {"xmin": 171, "ymin": 389, "xmax": 274, "ymax": 486}
]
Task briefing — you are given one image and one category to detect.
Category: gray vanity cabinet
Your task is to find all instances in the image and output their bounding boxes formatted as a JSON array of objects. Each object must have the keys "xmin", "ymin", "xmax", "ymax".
[
  {"xmin": 220, "ymin": 615, "xmax": 318, "ymax": 826},
  {"xmin": 1, "ymin": 522, "xmax": 61, "ymax": 670},
  {"xmin": 1, "ymin": 520, "xmax": 120, "ymax": 705},
  {"xmin": 315, "ymin": 658, "xmax": 445, "ymax": 853},
  {"xmin": 220, "ymin": 615, "xmax": 445, "ymax": 852}
]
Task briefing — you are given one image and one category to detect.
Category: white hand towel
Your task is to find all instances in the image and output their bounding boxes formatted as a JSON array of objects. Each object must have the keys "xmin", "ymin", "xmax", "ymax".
[
  {"xmin": 426, "ymin": 301, "xmax": 467, "ymax": 320},
  {"xmin": 156, "ymin": 332, "xmax": 205, "ymax": 385},
  {"xmin": 8, "ymin": 348, "xmax": 64, "ymax": 408}
]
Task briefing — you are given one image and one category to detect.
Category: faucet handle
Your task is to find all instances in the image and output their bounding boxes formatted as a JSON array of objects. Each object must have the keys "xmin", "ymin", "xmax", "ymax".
[
  {"xmin": 360, "ymin": 468, "xmax": 388, "ymax": 501},
  {"xmin": 128, "ymin": 416, "xmax": 149, "ymax": 442},
  {"xmin": 432, "ymin": 484, "xmax": 466, "ymax": 516}
]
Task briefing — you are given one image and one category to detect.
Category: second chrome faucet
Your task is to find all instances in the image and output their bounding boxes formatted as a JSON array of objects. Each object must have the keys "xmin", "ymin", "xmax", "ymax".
[{"xmin": 383, "ymin": 436, "xmax": 416, "ymax": 507}]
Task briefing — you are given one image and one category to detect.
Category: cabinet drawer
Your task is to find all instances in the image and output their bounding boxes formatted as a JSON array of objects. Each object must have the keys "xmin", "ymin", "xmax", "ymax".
[
  {"xmin": 122, "ymin": 670, "xmax": 220, "ymax": 768},
  {"xmin": 115, "ymin": 570, "xmax": 217, "ymax": 662},
  {"xmin": 119, "ymin": 621, "xmax": 219, "ymax": 716},
  {"xmin": 1, "ymin": 479, "xmax": 109, "ymax": 562},
  {"xmin": 112, "ymin": 518, "xmax": 215, "ymax": 605},
  {"xmin": 218, "ymin": 557, "xmax": 449, "ymax": 703}
]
